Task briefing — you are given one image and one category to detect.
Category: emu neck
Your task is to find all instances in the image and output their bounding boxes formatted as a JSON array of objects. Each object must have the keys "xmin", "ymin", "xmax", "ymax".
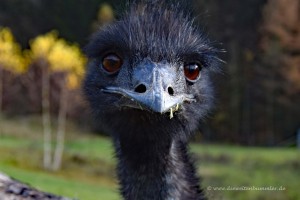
[{"xmin": 113, "ymin": 126, "xmax": 205, "ymax": 200}]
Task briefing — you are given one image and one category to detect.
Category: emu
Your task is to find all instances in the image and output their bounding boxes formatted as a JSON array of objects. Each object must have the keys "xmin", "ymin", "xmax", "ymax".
[
  {"xmin": 0, "ymin": 1, "xmax": 220, "ymax": 200},
  {"xmin": 84, "ymin": 1, "xmax": 219, "ymax": 200}
]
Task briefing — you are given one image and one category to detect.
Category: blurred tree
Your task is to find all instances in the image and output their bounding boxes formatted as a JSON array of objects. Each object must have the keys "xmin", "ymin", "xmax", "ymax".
[
  {"xmin": 92, "ymin": 3, "xmax": 115, "ymax": 31},
  {"xmin": 28, "ymin": 31, "xmax": 56, "ymax": 170},
  {"xmin": 260, "ymin": 0, "xmax": 300, "ymax": 145},
  {"xmin": 28, "ymin": 31, "xmax": 86, "ymax": 170},
  {"xmin": 193, "ymin": 0, "xmax": 266, "ymax": 144},
  {"xmin": 0, "ymin": 27, "xmax": 26, "ymax": 111},
  {"xmin": 47, "ymin": 34, "xmax": 86, "ymax": 170}
]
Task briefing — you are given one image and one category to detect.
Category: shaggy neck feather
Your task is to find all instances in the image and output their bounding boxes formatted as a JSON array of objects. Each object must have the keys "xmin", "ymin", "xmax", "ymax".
[{"xmin": 113, "ymin": 127, "xmax": 205, "ymax": 200}]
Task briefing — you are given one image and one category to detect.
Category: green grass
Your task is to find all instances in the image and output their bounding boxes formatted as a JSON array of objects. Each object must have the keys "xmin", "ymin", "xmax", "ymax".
[
  {"xmin": 191, "ymin": 144, "xmax": 300, "ymax": 200},
  {"xmin": 0, "ymin": 163, "xmax": 119, "ymax": 200},
  {"xmin": 0, "ymin": 115, "xmax": 299, "ymax": 200}
]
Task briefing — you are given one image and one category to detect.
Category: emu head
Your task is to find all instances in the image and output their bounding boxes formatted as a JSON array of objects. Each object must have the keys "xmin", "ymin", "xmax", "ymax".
[{"xmin": 84, "ymin": 1, "xmax": 220, "ymax": 139}]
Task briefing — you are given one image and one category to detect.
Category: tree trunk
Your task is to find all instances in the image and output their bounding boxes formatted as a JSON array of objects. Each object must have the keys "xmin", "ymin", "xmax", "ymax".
[
  {"xmin": 0, "ymin": 67, "xmax": 3, "ymax": 137},
  {"xmin": 41, "ymin": 60, "xmax": 52, "ymax": 170},
  {"xmin": 0, "ymin": 67, "xmax": 3, "ymax": 113},
  {"xmin": 52, "ymin": 76, "xmax": 68, "ymax": 170}
]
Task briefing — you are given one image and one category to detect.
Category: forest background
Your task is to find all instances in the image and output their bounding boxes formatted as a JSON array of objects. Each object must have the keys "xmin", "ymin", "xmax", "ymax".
[{"xmin": 1, "ymin": 0, "xmax": 299, "ymax": 146}]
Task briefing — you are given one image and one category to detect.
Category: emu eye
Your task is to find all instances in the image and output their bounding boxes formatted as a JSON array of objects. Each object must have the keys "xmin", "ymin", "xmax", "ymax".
[
  {"xmin": 184, "ymin": 63, "xmax": 202, "ymax": 82},
  {"xmin": 102, "ymin": 54, "xmax": 122, "ymax": 73}
]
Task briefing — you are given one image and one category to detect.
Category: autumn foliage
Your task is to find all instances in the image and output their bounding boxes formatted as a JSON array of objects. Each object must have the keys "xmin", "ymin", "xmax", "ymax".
[
  {"xmin": 0, "ymin": 28, "xmax": 26, "ymax": 73},
  {"xmin": 0, "ymin": 27, "xmax": 87, "ymax": 170},
  {"xmin": 28, "ymin": 31, "xmax": 86, "ymax": 89}
]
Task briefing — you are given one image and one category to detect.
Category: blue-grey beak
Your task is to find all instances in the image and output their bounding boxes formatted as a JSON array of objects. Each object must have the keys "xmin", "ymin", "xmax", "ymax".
[{"xmin": 102, "ymin": 61, "xmax": 195, "ymax": 114}]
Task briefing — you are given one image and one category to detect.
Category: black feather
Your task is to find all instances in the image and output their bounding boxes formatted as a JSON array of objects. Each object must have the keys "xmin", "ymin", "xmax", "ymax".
[{"xmin": 84, "ymin": 1, "xmax": 221, "ymax": 199}]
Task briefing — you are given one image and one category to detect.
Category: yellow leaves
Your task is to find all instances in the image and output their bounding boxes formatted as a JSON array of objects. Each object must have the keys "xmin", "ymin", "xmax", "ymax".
[
  {"xmin": 97, "ymin": 3, "xmax": 114, "ymax": 24},
  {"xmin": 92, "ymin": 3, "xmax": 115, "ymax": 31},
  {"xmin": 28, "ymin": 31, "xmax": 87, "ymax": 89},
  {"xmin": 48, "ymin": 40, "xmax": 86, "ymax": 73},
  {"xmin": 0, "ymin": 28, "xmax": 87, "ymax": 89},
  {"xmin": 67, "ymin": 73, "xmax": 80, "ymax": 89},
  {"xmin": 0, "ymin": 27, "xmax": 14, "ymax": 42},
  {"xmin": 0, "ymin": 27, "xmax": 26, "ymax": 73},
  {"xmin": 29, "ymin": 31, "xmax": 58, "ymax": 59}
]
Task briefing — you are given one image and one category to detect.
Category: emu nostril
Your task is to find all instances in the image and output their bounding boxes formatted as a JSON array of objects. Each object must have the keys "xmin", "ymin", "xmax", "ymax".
[
  {"xmin": 134, "ymin": 84, "xmax": 147, "ymax": 93},
  {"xmin": 167, "ymin": 86, "xmax": 174, "ymax": 96}
]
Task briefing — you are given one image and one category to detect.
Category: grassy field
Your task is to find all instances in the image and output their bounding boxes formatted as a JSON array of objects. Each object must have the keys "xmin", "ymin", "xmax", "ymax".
[{"xmin": 0, "ymin": 115, "xmax": 299, "ymax": 200}]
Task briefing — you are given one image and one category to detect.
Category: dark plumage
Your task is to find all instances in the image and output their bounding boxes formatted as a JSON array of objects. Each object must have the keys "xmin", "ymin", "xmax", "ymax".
[{"xmin": 84, "ymin": 1, "xmax": 220, "ymax": 200}]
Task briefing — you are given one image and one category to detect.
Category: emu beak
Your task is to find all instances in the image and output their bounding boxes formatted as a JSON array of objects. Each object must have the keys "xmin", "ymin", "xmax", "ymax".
[
  {"xmin": 103, "ymin": 85, "xmax": 191, "ymax": 114},
  {"xmin": 102, "ymin": 61, "xmax": 195, "ymax": 114}
]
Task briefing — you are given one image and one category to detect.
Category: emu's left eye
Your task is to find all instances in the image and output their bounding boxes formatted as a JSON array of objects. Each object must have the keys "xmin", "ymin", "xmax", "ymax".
[
  {"xmin": 184, "ymin": 63, "xmax": 202, "ymax": 82},
  {"xmin": 102, "ymin": 54, "xmax": 123, "ymax": 73}
]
